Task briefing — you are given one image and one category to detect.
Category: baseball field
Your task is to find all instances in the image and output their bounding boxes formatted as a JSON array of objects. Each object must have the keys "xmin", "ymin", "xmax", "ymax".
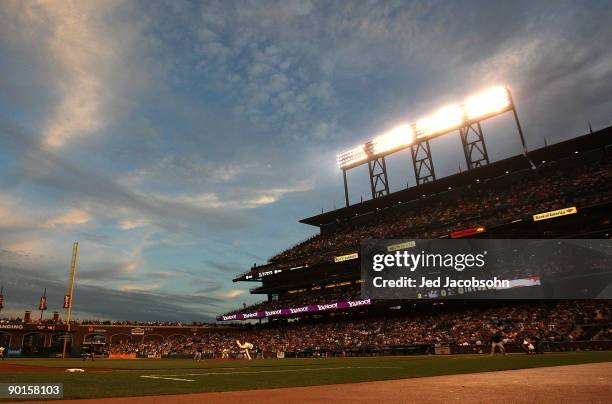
[{"xmin": 0, "ymin": 351, "xmax": 611, "ymax": 402}]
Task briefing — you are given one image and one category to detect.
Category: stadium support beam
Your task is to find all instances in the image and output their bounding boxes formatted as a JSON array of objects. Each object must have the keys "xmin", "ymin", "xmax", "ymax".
[
  {"xmin": 343, "ymin": 169, "xmax": 349, "ymax": 207},
  {"xmin": 411, "ymin": 140, "xmax": 436, "ymax": 185},
  {"xmin": 508, "ymin": 90, "xmax": 528, "ymax": 155},
  {"xmin": 368, "ymin": 156, "xmax": 390, "ymax": 199},
  {"xmin": 459, "ymin": 122, "xmax": 490, "ymax": 170}
]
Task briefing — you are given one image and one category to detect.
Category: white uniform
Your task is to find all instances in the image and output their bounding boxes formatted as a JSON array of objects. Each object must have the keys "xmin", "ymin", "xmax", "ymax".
[{"xmin": 236, "ymin": 340, "xmax": 253, "ymax": 360}]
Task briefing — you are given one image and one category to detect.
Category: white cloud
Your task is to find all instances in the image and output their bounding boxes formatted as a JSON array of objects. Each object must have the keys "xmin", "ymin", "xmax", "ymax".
[
  {"xmin": 45, "ymin": 209, "xmax": 91, "ymax": 227},
  {"xmin": 28, "ymin": 1, "xmax": 114, "ymax": 147},
  {"xmin": 118, "ymin": 283, "xmax": 161, "ymax": 293},
  {"xmin": 0, "ymin": 197, "xmax": 34, "ymax": 229},
  {"xmin": 221, "ymin": 290, "xmax": 245, "ymax": 298},
  {"xmin": 120, "ymin": 157, "xmax": 249, "ymax": 189},
  {"xmin": 118, "ymin": 218, "xmax": 149, "ymax": 230},
  {"xmin": 2, "ymin": 239, "xmax": 46, "ymax": 257},
  {"xmin": 7, "ymin": 1, "xmax": 148, "ymax": 148},
  {"xmin": 157, "ymin": 179, "xmax": 313, "ymax": 210},
  {"xmin": 146, "ymin": 271, "xmax": 177, "ymax": 279}
]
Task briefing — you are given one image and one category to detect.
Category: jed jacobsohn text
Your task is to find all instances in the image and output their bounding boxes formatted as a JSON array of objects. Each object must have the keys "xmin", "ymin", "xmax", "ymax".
[{"xmin": 373, "ymin": 276, "xmax": 510, "ymax": 289}]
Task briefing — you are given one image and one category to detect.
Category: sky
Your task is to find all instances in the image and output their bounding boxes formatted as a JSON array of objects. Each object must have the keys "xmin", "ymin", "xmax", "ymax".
[{"xmin": 0, "ymin": 0, "xmax": 611, "ymax": 322}]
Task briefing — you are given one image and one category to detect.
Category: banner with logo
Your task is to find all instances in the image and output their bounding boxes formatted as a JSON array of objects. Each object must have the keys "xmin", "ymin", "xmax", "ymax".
[
  {"xmin": 130, "ymin": 328, "xmax": 145, "ymax": 335},
  {"xmin": 219, "ymin": 298, "xmax": 371, "ymax": 321},
  {"xmin": 63, "ymin": 295, "xmax": 71, "ymax": 309},
  {"xmin": 533, "ymin": 206, "xmax": 577, "ymax": 221},
  {"xmin": 334, "ymin": 252, "xmax": 359, "ymax": 263}
]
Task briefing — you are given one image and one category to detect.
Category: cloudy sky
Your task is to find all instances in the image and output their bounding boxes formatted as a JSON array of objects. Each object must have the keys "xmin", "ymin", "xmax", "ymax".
[{"xmin": 0, "ymin": 0, "xmax": 611, "ymax": 322}]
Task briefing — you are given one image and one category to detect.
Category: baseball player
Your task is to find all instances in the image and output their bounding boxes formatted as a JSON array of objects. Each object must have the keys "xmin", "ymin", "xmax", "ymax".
[
  {"xmin": 490, "ymin": 331, "xmax": 505, "ymax": 355},
  {"xmin": 193, "ymin": 344, "xmax": 203, "ymax": 361},
  {"xmin": 236, "ymin": 339, "xmax": 253, "ymax": 360},
  {"xmin": 522, "ymin": 338, "xmax": 535, "ymax": 354}
]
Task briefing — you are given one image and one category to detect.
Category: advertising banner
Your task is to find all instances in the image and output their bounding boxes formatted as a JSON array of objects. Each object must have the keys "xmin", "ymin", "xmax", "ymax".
[
  {"xmin": 63, "ymin": 295, "xmax": 71, "ymax": 309},
  {"xmin": 334, "ymin": 252, "xmax": 359, "ymax": 263},
  {"xmin": 532, "ymin": 206, "xmax": 577, "ymax": 221},
  {"xmin": 450, "ymin": 226, "xmax": 486, "ymax": 239},
  {"xmin": 219, "ymin": 298, "xmax": 371, "ymax": 321}
]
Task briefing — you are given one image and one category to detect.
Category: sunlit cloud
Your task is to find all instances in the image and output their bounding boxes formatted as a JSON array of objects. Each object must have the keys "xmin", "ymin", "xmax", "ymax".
[
  {"xmin": 0, "ymin": 197, "xmax": 34, "ymax": 229},
  {"xmin": 221, "ymin": 290, "xmax": 246, "ymax": 299},
  {"xmin": 159, "ymin": 180, "xmax": 314, "ymax": 210},
  {"xmin": 119, "ymin": 283, "xmax": 161, "ymax": 293},
  {"xmin": 45, "ymin": 209, "xmax": 91, "ymax": 227},
  {"xmin": 22, "ymin": 1, "xmax": 117, "ymax": 148},
  {"xmin": 6, "ymin": 1, "xmax": 144, "ymax": 149},
  {"xmin": 118, "ymin": 218, "xmax": 149, "ymax": 230}
]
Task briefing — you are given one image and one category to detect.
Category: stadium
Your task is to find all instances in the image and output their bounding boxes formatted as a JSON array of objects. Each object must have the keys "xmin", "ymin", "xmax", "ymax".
[
  {"xmin": 1, "ymin": 2, "xmax": 612, "ymax": 403},
  {"xmin": 1, "ymin": 104, "xmax": 611, "ymax": 401}
]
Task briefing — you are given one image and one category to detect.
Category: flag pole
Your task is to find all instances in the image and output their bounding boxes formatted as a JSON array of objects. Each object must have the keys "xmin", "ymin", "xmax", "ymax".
[{"xmin": 39, "ymin": 288, "xmax": 47, "ymax": 321}]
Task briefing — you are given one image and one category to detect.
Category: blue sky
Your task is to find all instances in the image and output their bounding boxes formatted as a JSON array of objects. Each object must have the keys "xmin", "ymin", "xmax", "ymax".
[{"xmin": 1, "ymin": 0, "xmax": 611, "ymax": 321}]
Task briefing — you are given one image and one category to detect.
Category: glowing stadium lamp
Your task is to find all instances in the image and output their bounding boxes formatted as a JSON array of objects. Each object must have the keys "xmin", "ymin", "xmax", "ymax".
[
  {"xmin": 415, "ymin": 116, "xmax": 433, "ymax": 139},
  {"xmin": 430, "ymin": 104, "xmax": 464, "ymax": 135},
  {"xmin": 337, "ymin": 144, "xmax": 367, "ymax": 169},
  {"xmin": 372, "ymin": 123, "xmax": 414, "ymax": 155},
  {"xmin": 336, "ymin": 84, "xmax": 525, "ymax": 207},
  {"xmin": 416, "ymin": 105, "xmax": 463, "ymax": 138},
  {"xmin": 464, "ymin": 86, "xmax": 511, "ymax": 121}
]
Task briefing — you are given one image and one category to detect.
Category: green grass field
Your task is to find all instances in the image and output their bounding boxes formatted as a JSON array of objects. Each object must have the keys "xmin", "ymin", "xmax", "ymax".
[{"xmin": 1, "ymin": 352, "xmax": 611, "ymax": 400}]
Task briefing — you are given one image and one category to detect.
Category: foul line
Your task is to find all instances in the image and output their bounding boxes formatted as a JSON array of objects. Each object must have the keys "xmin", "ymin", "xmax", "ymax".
[{"xmin": 140, "ymin": 366, "xmax": 400, "ymax": 382}]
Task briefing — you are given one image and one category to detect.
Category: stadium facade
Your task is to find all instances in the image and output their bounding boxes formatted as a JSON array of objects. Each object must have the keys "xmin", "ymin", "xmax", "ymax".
[{"xmin": 221, "ymin": 126, "xmax": 612, "ymax": 324}]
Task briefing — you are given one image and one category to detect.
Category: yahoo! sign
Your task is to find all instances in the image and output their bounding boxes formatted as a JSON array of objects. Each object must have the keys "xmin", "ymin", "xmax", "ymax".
[{"xmin": 218, "ymin": 298, "xmax": 372, "ymax": 321}]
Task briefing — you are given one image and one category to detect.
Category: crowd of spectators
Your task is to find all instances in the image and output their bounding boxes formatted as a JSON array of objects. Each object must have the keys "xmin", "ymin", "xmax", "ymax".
[
  {"xmin": 265, "ymin": 156, "xmax": 612, "ymax": 270},
  {"xmin": 109, "ymin": 300, "xmax": 610, "ymax": 357},
  {"xmin": 0, "ymin": 317, "xmax": 212, "ymax": 327},
  {"xmin": 79, "ymin": 320, "xmax": 209, "ymax": 327}
]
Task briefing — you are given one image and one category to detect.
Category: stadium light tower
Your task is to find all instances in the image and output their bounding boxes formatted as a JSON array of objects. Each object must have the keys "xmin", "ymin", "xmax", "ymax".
[{"xmin": 337, "ymin": 86, "xmax": 527, "ymax": 206}]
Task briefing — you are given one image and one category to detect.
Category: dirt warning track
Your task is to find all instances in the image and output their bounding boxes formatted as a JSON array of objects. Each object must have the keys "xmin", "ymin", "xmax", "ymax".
[{"xmin": 28, "ymin": 362, "xmax": 611, "ymax": 403}]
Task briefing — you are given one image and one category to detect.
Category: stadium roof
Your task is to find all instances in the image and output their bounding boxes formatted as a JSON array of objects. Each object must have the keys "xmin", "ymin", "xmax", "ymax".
[{"xmin": 301, "ymin": 126, "xmax": 612, "ymax": 228}]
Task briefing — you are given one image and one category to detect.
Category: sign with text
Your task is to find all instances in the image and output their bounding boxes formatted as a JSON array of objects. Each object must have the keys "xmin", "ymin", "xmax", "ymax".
[
  {"xmin": 334, "ymin": 252, "xmax": 359, "ymax": 263},
  {"xmin": 533, "ymin": 206, "xmax": 577, "ymax": 221},
  {"xmin": 218, "ymin": 297, "xmax": 371, "ymax": 321},
  {"xmin": 450, "ymin": 226, "xmax": 486, "ymax": 239},
  {"xmin": 361, "ymin": 239, "xmax": 612, "ymax": 300}
]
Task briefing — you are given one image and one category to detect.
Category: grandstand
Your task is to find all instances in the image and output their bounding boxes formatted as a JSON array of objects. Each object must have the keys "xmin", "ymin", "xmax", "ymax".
[{"xmin": 214, "ymin": 126, "xmax": 612, "ymax": 356}]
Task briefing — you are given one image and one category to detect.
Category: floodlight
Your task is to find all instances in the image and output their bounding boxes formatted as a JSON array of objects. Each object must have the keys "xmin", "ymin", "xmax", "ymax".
[
  {"xmin": 372, "ymin": 123, "xmax": 414, "ymax": 155},
  {"xmin": 416, "ymin": 104, "xmax": 463, "ymax": 138},
  {"xmin": 465, "ymin": 86, "xmax": 510, "ymax": 121},
  {"xmin": 337, "ymin": 85, "xmax": 517, "ymax": 171},
  {"xmin": 431, "ymin": 104, "xmax": 463, "ymax": 133},
  {"xmin": 415, "ymin": 117, "xmax": 433, "ymax": 139},
  {"xmin": 335, "ymin": 84, "xmax": 524, "ymax": 208},
  {"xmin": 337, "ymin": 144, "xmax": 367, "ymax": 169}
]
